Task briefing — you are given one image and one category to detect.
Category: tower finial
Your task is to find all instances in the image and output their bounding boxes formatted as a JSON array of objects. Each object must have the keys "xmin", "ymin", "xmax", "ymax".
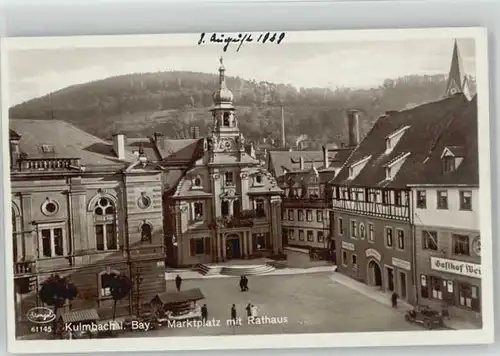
[{"xmin": 218, "ymin": 57, "xmax": 226, "ymax": 87}]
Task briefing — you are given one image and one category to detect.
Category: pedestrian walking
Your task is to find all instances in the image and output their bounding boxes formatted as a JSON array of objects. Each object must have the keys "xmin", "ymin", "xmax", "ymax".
[
  {"xmin": 239, "ymin": 276, "xmax": 245, "ymax": 292},
  {"xmin": 246, "ymin": 303, "xmax": 252, "ymax": 320},
  {"xmin": 251, "ymin": 304, "xmax": 258, "ymax": 317},
  {"xmin": 175, "ymin": 274, "xmax": 182, "ymax": 292},
  {"xmin": 201, "ymin": 304, "xmax": 208, "ymax": 322},
  {"xmin": 391, "ymin": 292, "xmax": 398, "ymax": 308},
  {"xmin": 243, "ymin": 276, "xmax": 249, "ymax": 291},
  {"xmin": 231, "ymin": 304, "xmax": 237, "ymax": 321}
]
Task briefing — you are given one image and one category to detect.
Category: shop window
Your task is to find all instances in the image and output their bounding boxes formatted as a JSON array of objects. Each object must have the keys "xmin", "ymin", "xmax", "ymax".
[
  {"xmin": 352, "ymin": 254, "xmax": 357, "ymax": 272},
  {"xmin": 458, "ymin": 284, "xmax": 480, "ymax": 312},
  {"xmin": 420, "ymin": 275, "xmax": 429, "ymax": 298},
  {"xmin": 342, "ymin": 250, "xmax": 348, "ymax": 266},
  {"xmin": 430, "ymin": 276, "xmax": 443, "ymax": 300}
]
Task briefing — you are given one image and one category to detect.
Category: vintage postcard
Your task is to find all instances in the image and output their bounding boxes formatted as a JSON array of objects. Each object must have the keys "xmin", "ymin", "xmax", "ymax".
[{"xmin": 2, "ymin": 28, "xmax": 493, "ymax": 353}]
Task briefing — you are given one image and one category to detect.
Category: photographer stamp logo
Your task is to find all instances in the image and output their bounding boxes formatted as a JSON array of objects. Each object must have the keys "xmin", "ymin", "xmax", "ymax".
[{"xmin": 27, "ymin": 307, "xmax": 56, "ymax": 324}]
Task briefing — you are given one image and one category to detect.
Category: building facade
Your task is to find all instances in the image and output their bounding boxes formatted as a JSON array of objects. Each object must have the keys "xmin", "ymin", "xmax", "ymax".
[
  {"xmin": 410, "ymin": 96, "xmax": 481, "ymax": 325},
  {"xmin": 10, "ymin": 120, "xmax": 166, "ymax": 334},
  {"xmin": 163, "ymin": 59, "xmax": 284, "ymax": 267}
]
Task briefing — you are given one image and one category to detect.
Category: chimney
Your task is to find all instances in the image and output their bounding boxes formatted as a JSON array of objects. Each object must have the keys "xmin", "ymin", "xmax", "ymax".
[
  {"xmin": 322, "ymin": 145, "xmax": 329, "ymax": 168},
  {"xmin": 190, "ymin": 126, "xmax": 200, "ymax": 139},
  {"xmin": 299, "ymin": 156, "xmax": 304, "ymax": 170},
  {"xmin": 112, "ymin": 132, "xmax": 126, "ymax": 160},
  {"xmin": 347, "ymin": 109, "xmax": 361, "ymax": 147},
  {"xmin": 281, "ymin": 105, "xmax": 286, "ymax": 148}
]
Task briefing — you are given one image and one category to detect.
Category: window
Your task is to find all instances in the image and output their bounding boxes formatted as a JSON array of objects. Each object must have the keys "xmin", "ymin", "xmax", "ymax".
[
  {"xmin": 443, "ymin": 156, "xmax": 456, "ymax": 172},
  {"xmin": 420, "ymin": 275, "xmax": 428, "ymax": 298},
  {"xmin": 288, "ymin": 230, "xmax": 295, "ymax": 240},
  {"xmin": 452, "ymin": 234, "xmax": 470, "ymax": 255},
  {"xmin": 359, "ymin": 223, "xmax": 366, "ymax": 239},
  {"xmin": 193, "ymin": 202, "xmax": 204, "ymax": 221},
  {"xmin": 190, "ymin": 237, "xmax": 211, "ymax": 256},
  {"xmin": 225, "ymin": 171, "xmax": 234, "ymax": 185},
  {"xmin": 416, "ymin": 190, "xmax": 426, "ymax": 209},
  {"xmin": 298, "ymin": 210, "xmax": 304, "ymax": 221},
  {"xmin": 288, "ymin": 209, "xmax": 294, "ymax": 220},
  {"xmin": 94, "ymin": 197, "xmax": 117, "ymax": 251},
  {"xmin": 350, "ymin": 220, "xmax": 358, "ymax": 238},
  {"xmin": 430, "ymin": 276, "xmax": 443, "ymax": 300},
  {"xmin": 41, "ymin": 144, "xmax": 54, "ymax": 153},
  {"xmin": 342, "ymin": 250, "xmax": 348, "ymax": 266},
  {"xmin": 255, "ymin": 175, "xmax": 263, "ymax": 184},
  {"xmin": 255, "ymin": 199, "xmax": 265, "ymax": 218},
  {"xmin": 437, "ymin": 190, "xmax": 448, "ymax": 209},
  {"xmin": 221, "ymin": 201, "xmax": 229, "ymax": 216},
  {"xmin": 352, "ymin": 254, "xmax": 358, "ymax": 272},
  {"xmin": 307, "ymin": 231, "xmax": 314, "ymax": 242},
  {"xmin": 385, "ymin": 227, "xmax": 393, "ymax": 247},
  {"xmin": 299, "ymin": 230, "xmax": 305, "ymax": 241},
  {"xmin": 41, "ymin": 200, "xmax": 59, "ymax": 216},
  {"xmin": 337, "ymin": 217, "xmax": 344, "ymax": 235},
  {"xmin": 368, "ymin": 223, "xmax": 375, "ymax": 242},
  {"xmin": 394, "ymin": 190, "xmax": 402, "ymax": 206},
  {"xmin": 193, "ymin": 176, "xmax": 202, "ymax": 188},
  {"xmin": 316, "ymin": 210, "xmax": 323, "ymax": 222},
  {"xmin": 422, "ymin": 230, "xmax": 438, "ymax": 250},
  {"xmin": 255, "ymin": 233, "xmax": 269, "ymax": 250},
  {"xmin": 140, "ymin": 224, "xmax": 152, "ymax": 242},
  {"xmin": 458, "ymin": 283, "xmax": 480, "ymax": 311},
  {"xmin": 40, "ymin": 227, "xmax": 64, "ymax": 257},
  {"xmin": 100, "ymin": 271, "xmax": 119, "ymax": 298},
  {"xmin": 223, "ymin": 112, "xmax": 230, "ymax": 126},
  {"xmin": 317, "ymin": 231, "xmax": 324, "ymax": 243},
  {"xmin": 460, "ymin": 190, "xmax": 472, "ymax": 211},
  {"xmin": 397, "ymin": 229, "xmax": 405, "ymax": 250},
  {"xmin": 306, "ymin": 210, "xmax": 313, "ymax": 222},
  {"xmin": 382, "ymin": 190, "xmax": 390, "ymax": 204}
]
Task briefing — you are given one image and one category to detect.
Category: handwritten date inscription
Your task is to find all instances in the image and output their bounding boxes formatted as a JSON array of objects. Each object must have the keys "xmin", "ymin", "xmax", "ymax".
[{"xmin": 198, "ymin": 32, "xmax": 286, "ymax": 52}]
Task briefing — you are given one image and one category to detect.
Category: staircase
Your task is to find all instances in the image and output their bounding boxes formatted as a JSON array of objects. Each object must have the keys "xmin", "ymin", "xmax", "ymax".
[
  {"xmin": 266, "ymin": 260, "xmax": 287, "ymax": 269},
  {"xmin": 193, "ymin": 264, "xmax": 222, "ymax": 276},
  {"xmin": 219, "ymin": 264, "xmax": 275, "ymax": 276}
]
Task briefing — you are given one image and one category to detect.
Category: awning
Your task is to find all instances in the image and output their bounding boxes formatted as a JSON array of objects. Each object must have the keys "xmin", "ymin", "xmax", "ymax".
[
  {"xmin": 60, "ymin": 309, "xmax": 100, "ymax": 324},
  {"xmin": 152, "ymin": 288, "xmax": 205, "ymax": 305}
]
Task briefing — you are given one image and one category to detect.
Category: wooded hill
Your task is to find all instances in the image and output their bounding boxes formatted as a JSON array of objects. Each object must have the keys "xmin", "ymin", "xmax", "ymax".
[{"xmin": 9, "ymin": 71, "xmax": 476, "ymax": 149}]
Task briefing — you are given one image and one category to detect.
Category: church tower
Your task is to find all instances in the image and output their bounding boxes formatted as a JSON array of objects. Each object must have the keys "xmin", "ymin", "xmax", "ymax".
[
  {"xmin": 207, "ymin": 57, "xmax": 247, "ymax": 161},
  {"xmin": 445, "ymin": 39, "xmax": 465, "ymax": 97}
]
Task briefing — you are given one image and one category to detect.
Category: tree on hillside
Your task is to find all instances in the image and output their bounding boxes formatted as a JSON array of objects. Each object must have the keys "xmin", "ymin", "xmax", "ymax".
[
  {"xmin": 109, "ymin": 275, "xmax": 133, "ymax": 320},
  {"xmin": 38, "ymin": 274, "xmax": 78, "ymax": 334}
]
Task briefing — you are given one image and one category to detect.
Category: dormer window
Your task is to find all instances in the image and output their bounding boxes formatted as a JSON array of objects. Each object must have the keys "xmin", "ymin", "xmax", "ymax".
[
  {"xmin": 255, "ymin": 174, "xmax": 263, "ymax": 184},
  {"xmin": 385, "ymin": 125, "xmax": 410, "ymax": 154},
  {"xmin": 443, "ymin": 156, "xmax": 456, "ymax": 172},
  {"xmin": 348, "ymin": 155, "xmax": 372, "ymax": 180},
  {"xmin": 441, "ymin": 146, "xmax": 465, "ymax": 173},
  {"xmin": 191, "ymin": 175, "xmax": 203, "ymax": 190},
  {"xmin": 41, "ymin": 144, "xmax": 54, "ymax": 153},
  {"xmin": 384, "ymin": 152, "xmax": 411, "ymax": 181}
]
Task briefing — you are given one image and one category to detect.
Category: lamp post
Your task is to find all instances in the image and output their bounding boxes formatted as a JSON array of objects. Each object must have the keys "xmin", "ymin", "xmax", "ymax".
[{"xmin": 135, "ymin": 268, "xmax": 143, "ymax": 317}]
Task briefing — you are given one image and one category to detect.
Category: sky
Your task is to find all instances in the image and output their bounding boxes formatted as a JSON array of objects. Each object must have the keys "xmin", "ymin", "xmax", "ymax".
[{"xmin": 7, "ymin": 34, "xmax": 476, "ymax": 106}]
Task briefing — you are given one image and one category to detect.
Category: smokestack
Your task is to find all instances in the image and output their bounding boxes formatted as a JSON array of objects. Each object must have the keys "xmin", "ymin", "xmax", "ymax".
[
  {"xmin": 347, "ymin": 109, "xmax": 361, "ymax": 147},
  {"xmin": 299, "ymin": 156, "xmax": 304, "ymax": 170},
  {"xmin": 112, "ymin": 132, "xmax": 126, "ymax": 160},
  {"xmin": 281, "ymin": 105, "xmax": 286, "ymax": 148},
  {"xmin": 322, "ymin": 145, "xmax": 329, "ymax": 168},
  {"xmin": 190, "ymin": 126, "xmax": 200, "ymax": 139}
]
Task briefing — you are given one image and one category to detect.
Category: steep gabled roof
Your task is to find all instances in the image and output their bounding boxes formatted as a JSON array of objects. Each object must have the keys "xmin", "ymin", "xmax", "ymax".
[
  {"xmin": 410, "ymin": 96, "xmax": 478, "ymax": 186},
  {"xmin": 331, "ymin": 94, "xmax": 470, "ymax": 188},
  {"xmin": 268, "ymin": 150, "xmax": 323, "ymax": 176}
]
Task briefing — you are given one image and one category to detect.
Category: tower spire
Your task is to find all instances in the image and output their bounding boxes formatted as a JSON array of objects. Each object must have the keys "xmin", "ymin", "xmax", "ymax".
[
  {"xmin": 218, "ymin": 56, "xmax": 226, "ymax": 87},
  {"xmin": 445, "ymin": 39, "xmax": 464, "ymax": 97}
]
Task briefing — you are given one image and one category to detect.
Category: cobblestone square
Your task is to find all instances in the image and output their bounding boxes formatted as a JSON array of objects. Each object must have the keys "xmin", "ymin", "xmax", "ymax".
[{"xmin": 124, "ymin": 272, "xmax": 420, "ymax": 338}]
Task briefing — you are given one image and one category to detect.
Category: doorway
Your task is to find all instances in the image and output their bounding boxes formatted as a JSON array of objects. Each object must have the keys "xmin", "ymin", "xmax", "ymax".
[
  {"xmin": 386, "ymin": 266, "xmax": 395, "ymax": 292},
  {"xmin": 399, "ymin": 271, "xmax": 407, "ymax": 299},
  {"xmin": 368, "ymin": 260, "xmax": 382, "ymax": 287},
  {"xmin": 226, "ymin": 235, "xmax": 241, "ymax": 259}
]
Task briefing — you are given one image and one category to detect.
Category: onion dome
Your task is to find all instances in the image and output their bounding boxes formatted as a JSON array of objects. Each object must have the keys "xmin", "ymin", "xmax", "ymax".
[{"xmin": 212, "ymin": 57, "xmax": 234, "ymax": 104}]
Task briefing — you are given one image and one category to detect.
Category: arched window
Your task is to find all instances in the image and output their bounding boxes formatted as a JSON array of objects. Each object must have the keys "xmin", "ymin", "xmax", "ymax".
[
  {"xmin": 94, "ymin": 198, "xmax": 117, "ymax": 251},
  {"xmin": 221, "ymin": 201, "xmax": 229, "ymax": 216},
  {"xmin": 223, "ymin": 112, "xmax": 230, "ymax": 126},
  {"xmin": 141, "ymin": 223, "xmax": 152, "ymax": 242},
  {"xmin": 99, "ymin": 270, "xmax": 119, "ymax": 298}
]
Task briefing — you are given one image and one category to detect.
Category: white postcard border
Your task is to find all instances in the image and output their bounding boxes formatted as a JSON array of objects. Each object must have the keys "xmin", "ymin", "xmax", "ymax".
[{"xmin": 1, "ymin": 27, "xmax": 493, "ymax": 354}]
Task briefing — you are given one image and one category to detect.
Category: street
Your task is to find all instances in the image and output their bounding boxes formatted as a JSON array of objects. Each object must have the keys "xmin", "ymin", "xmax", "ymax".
[{"xmin": 122, "ymin": 272, "xmax": 421, "ymax": 337}]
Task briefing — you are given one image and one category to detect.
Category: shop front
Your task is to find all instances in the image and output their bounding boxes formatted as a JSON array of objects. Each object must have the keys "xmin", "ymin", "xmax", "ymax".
[{"xmin": 418, "ymin": 256, "xmax": 481, "ymax": 325}]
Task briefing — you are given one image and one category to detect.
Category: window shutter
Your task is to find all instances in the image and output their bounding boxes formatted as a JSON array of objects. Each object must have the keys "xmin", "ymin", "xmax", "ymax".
[
  {"xmin": 190, "ymin": 239, "xmax": 196, "ymax": 256},
  {"xmin": 205, "ymin": 237, "xmax": 211, "ymax": 255}
]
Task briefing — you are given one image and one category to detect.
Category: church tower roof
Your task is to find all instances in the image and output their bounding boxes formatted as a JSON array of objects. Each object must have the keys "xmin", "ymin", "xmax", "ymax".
[
  {"xmin": 212, "ymin": 57, "xmax": 234, "ymax": 108},
  {"xmin": 445, "ymin": 39, "xmax": 465, "ymax": 97}
]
